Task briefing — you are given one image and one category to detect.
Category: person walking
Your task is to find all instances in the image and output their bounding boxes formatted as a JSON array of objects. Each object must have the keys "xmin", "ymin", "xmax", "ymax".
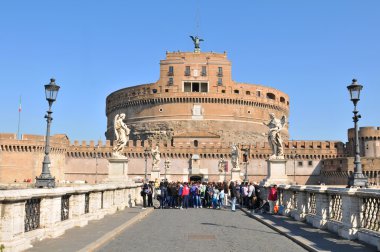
[
  {"xmin": 141, "ymin": 182, "xmax": 148, "ymax": 209},
  {"xmin": 159, "ymin": 182, "xmax": 168, "ymax": 209},
  {"xmin": 219, "ymin": 186, "xmax": 225, "ymax": 209},
  {"xmin": 223, "ymin": 181, "xmax": 229, "ymax": 206},
  {"xmin": 178, "ymin": 182, "xmax": 183, "ymax": 209},
  {"xmin": 147, "ymin": 182, "xmax": 153, "ymax": 207},
  {"xmin": 247, "ymin": 182, "xmax": 255, "ymax": 210},
  {"xmin": 229, "ymin": 181, "xmax": 236, "ymax": 212},
  {"xmin": 181, "ymin": 182, "xmax": 190, "ymax": 209},
  {"xmin": 268, "ymin": 184, "xmax": 278, "ymax": 214}
]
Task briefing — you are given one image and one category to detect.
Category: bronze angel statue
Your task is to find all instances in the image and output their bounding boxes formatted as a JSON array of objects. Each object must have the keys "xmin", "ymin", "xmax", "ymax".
[
  {"xmin": 190, "ymin": 35, "xmax": 204, "ymax": 49},
  {"xmin": 113, "ymin": 113, "xmax": 130, "ymax": 157},
  {"xmin": 263, "ymin": 113, "xmax": 287, "ymax": 159}
]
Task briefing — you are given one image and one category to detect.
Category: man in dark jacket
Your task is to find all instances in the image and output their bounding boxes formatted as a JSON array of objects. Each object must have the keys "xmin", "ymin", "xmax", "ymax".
[
  {"xmin": 229, "ymin": 181, "xmax": 236, "ymax": 211},
  {"xmin": 141, "ymin": 182, "xmax": 148, "ymax": 209}
]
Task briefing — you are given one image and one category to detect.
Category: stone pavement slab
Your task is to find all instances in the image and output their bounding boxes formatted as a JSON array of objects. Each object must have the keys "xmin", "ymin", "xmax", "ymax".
[
  {"xmin": 240, "ymin": 207, "xmax": 377, "ymax": 252},
  {"xmin": 27, "ymin": 207, "xmax": 154, "ymax": 252},
  {"xmin": 97, "ymin": 207, "xmax": 308, "ymax": 252}
]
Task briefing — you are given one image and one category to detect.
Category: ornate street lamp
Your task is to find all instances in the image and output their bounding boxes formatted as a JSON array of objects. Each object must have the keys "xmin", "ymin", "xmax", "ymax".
[
  {"xmin": 291, "ymin": 141, "xmax": 298, "ymax": 184},
  {"xmin": 347, "ymin": 79, "xmax": 368, "ymax": 187},
  {"xmin": 35, "ymin": 78, "xmax": 60, "ymax": 188},
  {"xmin": 242, "ymin": 148, "xmax": 249, "ymax": 182},
  {"xmin": 144, "ymin": 147, "xmax": 149, "ymax": 182}
]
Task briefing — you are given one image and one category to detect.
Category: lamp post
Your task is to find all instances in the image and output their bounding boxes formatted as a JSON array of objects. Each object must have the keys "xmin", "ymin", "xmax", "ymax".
[
  {"xmin": 347, "ymin": 79, "xmax": 368, "ymax": 188},
  {"xmin": 164, "ymin": 158, "xmax": 170, "ymax": 180},
  {"xmin": 95, "ymin": 143, "xmax": 99, "ymax": 184},
  {"xmin": 144, "ymin": 147, "xmax": 149, "ymax": 182},
  {"xmin": 35, "ymin": 78, "xmax": 60, "ymax": 188},
  {"xmin": 292, "ymin": 148, "xmax": 298, "ymax": 184},
  {"xmin": 242, "ymin": 148, "xmax": 249, "ymax": 182}
]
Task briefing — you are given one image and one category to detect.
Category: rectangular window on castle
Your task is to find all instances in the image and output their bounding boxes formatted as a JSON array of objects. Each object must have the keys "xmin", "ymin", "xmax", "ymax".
[
  {"xmin": 168, "ymin": 77, "xmax": 173, "ymax": 85},
  {"xmin": 185, "ymin": 66, "xmax": 190, "ymax": 76},
  {"xmin": 184, "ymin": 82, "xmax": 191, "ymax": 92},
  {"xmin": 200, "ymin": 82, "xmax": 208, "ymax": 92},
  {"xmin": 257, "ymin": 90, "xmax": 261, "ymax": 97},
  {"xmin": 192, "ymin": 82, "xmax": 200, "ymax": 92},
  {"xmin": 298, "ymin": 161, "xmax": 303, "ymax": 166},
  {"xmin": 168, "ymin": 66, "xmax": 174, "ymax": 76},
  {"xmin": 218, "ymin": 67, "xmax": 223, "ymax": 77},
  {"xmin": 201, "ymin": 66, "xmax": 207, "ymax": 76},
  {"xmin": 308, "ymin": 161, "xmax": 313, "ymax": 166},
  {"xmin": 217, "ymin": 78, "xmax": 223, "ymax": 86}
]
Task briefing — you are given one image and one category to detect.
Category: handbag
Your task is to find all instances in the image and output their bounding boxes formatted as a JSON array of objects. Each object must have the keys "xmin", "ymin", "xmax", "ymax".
[{"xmin": 156, "ymin": 189, "xmax": 161, "ymax": 196}]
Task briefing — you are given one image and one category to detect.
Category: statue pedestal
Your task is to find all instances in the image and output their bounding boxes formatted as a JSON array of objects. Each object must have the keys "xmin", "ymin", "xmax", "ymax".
[
  {"xmin": 260, "ymin": 159, "xmax": 289, "ymax": 185},
  {"xmin": 231, "ymin": 169, "xmax": 241, "ymax": 182},
  {"xmin": 106, "ymin": 157, "xmax": 129, "ymax": 182},
  {"xmin": 150, "ymin": 169, "xmax": 161, "ymax": 181}
]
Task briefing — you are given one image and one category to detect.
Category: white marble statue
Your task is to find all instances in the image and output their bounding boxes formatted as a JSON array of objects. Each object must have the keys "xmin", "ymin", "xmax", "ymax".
[
  {"xmin": 263, "ymin": 113, "xmax": 287, "ymax": 159},
  {"xmin": 218, "ymin": 158, "xmax": 225, "ymax": 172},
  {"xmin": 151, "ymin": 146, "xmax": 161, "ymax": 169},
  {"xmin": 231, "ymin": 144, "xmax": 240, "ymax": 170},
  {"xmin": 112, "ymin": 113, "xmax": 130, "ymax": 157}
]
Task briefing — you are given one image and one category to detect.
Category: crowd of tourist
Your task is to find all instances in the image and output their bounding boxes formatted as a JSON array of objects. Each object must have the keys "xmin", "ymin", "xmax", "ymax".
[{"xmin": 140, "ymin": 179, "xmax": 277, "ymax": 213}]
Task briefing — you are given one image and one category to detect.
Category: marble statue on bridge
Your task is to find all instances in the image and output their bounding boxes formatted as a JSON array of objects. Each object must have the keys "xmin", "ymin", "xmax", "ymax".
[
  {"xmin": 264, "ymin": 113, "xmax": 287, "ymax": 159},
  {"xmin": 112, "ymin": 113, "xmax": 130, "ymax": 157},
  {"xmin": 151, "ymin": 146, "xmax": 161, "ymax": 170},
  {"xmin": 231, "ymin": 143, "xmax": 240, "ymax": 170}
]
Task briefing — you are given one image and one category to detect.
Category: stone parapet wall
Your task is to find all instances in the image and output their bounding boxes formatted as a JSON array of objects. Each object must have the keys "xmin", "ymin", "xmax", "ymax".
[
  {"xmin": 271, "ymin": 185, "xmax": 380, "ymax": 250},
  {"xmin": 0, "ymin": 182, "xmax": 141, "ymax": 252}
]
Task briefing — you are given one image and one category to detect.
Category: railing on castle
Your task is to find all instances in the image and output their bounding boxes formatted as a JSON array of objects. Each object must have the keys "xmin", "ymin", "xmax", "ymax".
[
  {"xmin": 268, "ymin": 185, "xmax": 380, "ymax": 249},
  {"xmin": 0, "ymin": 183, "xmax": 142, "ymax": 251}
]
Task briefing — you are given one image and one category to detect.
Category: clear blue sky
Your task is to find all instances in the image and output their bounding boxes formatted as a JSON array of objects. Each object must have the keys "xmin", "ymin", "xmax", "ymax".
[{"xmin": 0, "ymin": 1, "xmax": 379, "ymax": 143}]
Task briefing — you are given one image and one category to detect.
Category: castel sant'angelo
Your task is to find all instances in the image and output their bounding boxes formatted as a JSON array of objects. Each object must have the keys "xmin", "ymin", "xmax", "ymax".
[{"xmin": 1, "ymin": 39, "xmax": 380, "ymax": 186}]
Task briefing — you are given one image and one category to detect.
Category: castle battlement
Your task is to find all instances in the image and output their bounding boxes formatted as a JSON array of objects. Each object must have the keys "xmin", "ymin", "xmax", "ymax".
[
  {"xmin": 348, "ymin": 126, "xmax": 380, "ymax": 140},
  {"xmin": 0, "ymin": 134, "xmax": 345, "ymax": 160},
  {"xmin": 70, "ymin": 139, "xmax": 111, "ymax": 147}
]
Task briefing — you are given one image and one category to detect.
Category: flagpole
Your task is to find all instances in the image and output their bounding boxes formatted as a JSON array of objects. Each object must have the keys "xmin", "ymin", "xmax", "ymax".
[{"xmin": 17, "ymin": 96, "xmax": 21, "ymax": 140}]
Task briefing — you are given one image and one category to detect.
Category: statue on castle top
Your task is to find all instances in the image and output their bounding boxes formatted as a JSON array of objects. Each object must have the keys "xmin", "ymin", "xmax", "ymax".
[
  {"xmin": 231, "ymin": 143, "xmax": 240, "ymax": 170},
  {"xmin": 151, "ymin": 146, "xmax": 161, "ymax": 170},
  {"xmin": 190, "ymin": 35, "xmax": 204, "ymax": 51},
  {"xmin": 263, "ymin": 113, "xmax": 287, "ymax": 159},
  {"xmin": 112, "ymin": 113, "xmax": 130, "ymax": 157}
]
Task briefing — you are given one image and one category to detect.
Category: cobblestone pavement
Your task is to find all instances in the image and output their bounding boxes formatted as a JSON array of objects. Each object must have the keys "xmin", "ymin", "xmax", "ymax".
[{"xmin": 97, "ymin": 208, "xmax": 307, "ymax": 252}]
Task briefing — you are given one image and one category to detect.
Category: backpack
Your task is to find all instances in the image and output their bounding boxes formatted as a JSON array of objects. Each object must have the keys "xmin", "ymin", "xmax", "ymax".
[
  {"xmin": 145, "ymin": 187, "xmax": 151, "ymax": 194},
  {"xmin": 190, "ymin": 186, "xmax": 196, "ymax": 194}
]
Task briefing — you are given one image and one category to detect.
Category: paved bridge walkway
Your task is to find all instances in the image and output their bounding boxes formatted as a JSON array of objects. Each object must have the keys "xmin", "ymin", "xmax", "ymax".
[{"xmin": 28, "ymin": 206, "xmax": 376, "ymax": 252}]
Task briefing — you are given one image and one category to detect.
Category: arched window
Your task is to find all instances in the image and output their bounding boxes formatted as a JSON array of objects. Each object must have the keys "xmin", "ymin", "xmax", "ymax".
[{"xmin": 267, "ymin": 93, "xmax": 276, "ymax": 100}]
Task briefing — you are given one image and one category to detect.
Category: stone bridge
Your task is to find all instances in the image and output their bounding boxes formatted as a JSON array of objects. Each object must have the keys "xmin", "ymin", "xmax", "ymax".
[{"xmin": 0, "ymin": 184, "xmax": 379, "ymax": 251}]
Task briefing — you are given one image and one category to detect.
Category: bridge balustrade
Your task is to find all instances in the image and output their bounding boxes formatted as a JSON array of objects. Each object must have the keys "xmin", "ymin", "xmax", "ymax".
[
  {"xmin": 267, "ymin": 185, "xmax": 380, "ymax": 249},
  {"xmin": 0, "ymin": 182, "xmax": 141, "ymax": 251}
]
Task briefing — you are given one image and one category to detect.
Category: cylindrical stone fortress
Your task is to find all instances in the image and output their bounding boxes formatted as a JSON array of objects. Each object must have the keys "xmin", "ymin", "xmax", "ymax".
[{"xmin": 106, "ymin": 51, "xmax": 290, "ymax": 144}]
